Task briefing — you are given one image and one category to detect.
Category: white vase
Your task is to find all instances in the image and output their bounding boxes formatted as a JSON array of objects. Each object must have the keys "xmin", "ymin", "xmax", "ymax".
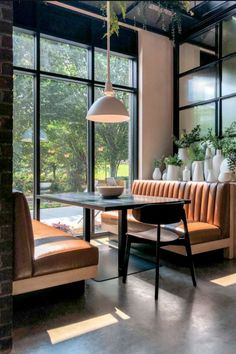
[
  {"xmin": 212, "ymin": 149, "xmax": 224, "ymax": 179},
  {"xmin": 178, "ymin": 147, "xmax": 190, "ymax": 177},
  {"xmin": 152, "ymin": 167, "xmax": 161, "ymax": 180},
  {"xmin": 162, "ymin": 171, "xmax": 167, "ymax": 180},
  {"xmin": 182, "ymin": 166, "xmax": 190, "ymax": 182},
  {"xmin": 166, "ymin": 165, "xmax": 179, "ymax": 181},
  {"xmin": 192, "ymin": 161, "xmax": 204, "ymax": 182},
  {"xmin": 204, "ymin": 148, "xmax": 213, "ymax": 180},
  {"xmin": 207, "ymin": 169, "xmax": 217, "ymax": 182},
  {"xmin": 218, "ymin": 172, "xmax": 232, "ymax": 182}
]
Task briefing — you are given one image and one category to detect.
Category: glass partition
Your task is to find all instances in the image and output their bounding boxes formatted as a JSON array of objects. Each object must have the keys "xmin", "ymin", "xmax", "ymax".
[{"xmin": 222, "ymin": 17, "xmax": 236, "ymax": 57}]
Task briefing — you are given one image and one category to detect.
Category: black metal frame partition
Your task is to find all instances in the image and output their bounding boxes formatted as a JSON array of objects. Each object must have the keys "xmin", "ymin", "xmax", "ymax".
[
  {"xmin": 13, "ymin": 25, "xmax": 138, "ymax": 229},
  {"xmin": 173, "ymin": 8, "xmax": 236, "ymax": 140}
]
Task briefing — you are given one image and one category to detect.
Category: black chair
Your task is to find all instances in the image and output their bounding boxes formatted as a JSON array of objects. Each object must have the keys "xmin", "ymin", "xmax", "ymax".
[{"xmin": 122, "ymin": 201, "xmax": 196, "ymax": 300}]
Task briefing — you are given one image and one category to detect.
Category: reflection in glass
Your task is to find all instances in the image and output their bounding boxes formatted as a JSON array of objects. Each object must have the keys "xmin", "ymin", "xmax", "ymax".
[
  {"xmin": 95, "ymin": 50, "xmax": 132, "ymax": 87},
  {"xmin": 180, "ymin": 26, "xmax": 218, "ymax": 73},
  {"xmin": 41, "ymin": 37, "xmax": 88, "ymax": 78},
  {"xmin": 13, "ymin": 74, "xmax": 34, "ymax": 209},
  {"xmin": 223, "ymin": 17, "xmax": 236, "ymax": 57},
  {"xmin": 13, "ymin": 30, "xmax": 35, "ymax": 69},
  {"xmin": 222, "ymin": 56, "xmax": 236, "ymax": 96},
  {"xmin": 222, "ymin": 97, "xmax": 236, "ymax": 133},
  {"xmin": 179, "ymin": 65, "xmax": 218, "ymax": 106},
  {"xmin": 180, "ymin": 103, "xmax": 215, "ymax": 136}
]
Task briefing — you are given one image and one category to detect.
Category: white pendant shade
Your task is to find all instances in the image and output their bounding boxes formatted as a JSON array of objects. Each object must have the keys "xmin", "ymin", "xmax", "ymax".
[{"xmin": 86, "ymin": 95, "xmax": 129, "ymax": 123}]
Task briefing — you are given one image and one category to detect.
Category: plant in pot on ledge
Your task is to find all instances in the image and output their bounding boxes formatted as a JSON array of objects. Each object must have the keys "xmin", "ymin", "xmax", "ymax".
[
  {"xmin": 221, "ymin": 139, "xmax": 236, "ymax": 182},
  {"xmin": 173, "ymin": 125, "xmax": 201, "ymax": 173},
  {"xmin": 152, "ymin": 156, "xmax": 165, "ymax": 180},
  {"xmin": 164, "ymin": 154, "xmax": 183, "ymax": 181},
  {"xmin": 204, "ymin": 128, "xmax": 224, "ymax": 179},
  {"xmin": 189, "ymin": 144, "xmax": 205, "ymax": 182}
]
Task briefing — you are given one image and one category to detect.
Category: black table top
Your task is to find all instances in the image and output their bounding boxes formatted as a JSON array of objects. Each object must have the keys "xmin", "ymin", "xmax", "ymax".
[{"xmin": 37, "ymin": 192, "xmax": 190, "ymax": 211}]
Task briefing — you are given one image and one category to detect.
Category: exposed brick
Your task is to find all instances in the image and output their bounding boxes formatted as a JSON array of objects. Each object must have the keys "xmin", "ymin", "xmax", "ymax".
[
  {"xmin": 0, "ymin": 268, "xmax": 12, "ymax": 283},
  {"xmin": 1, "ymin": 35, "xmax": 12, "ymax": 49},
  {"xmin": 0, "ymin": 338, "xmax": 12, "ymax": 353},
  {"xmin": 2, "ymin": 8, "xmax": 13, "ymax": 22},
  {"xmin": 0, "ymin": 21, "xmax": 12, "ymax": 35},
  {"xmin": 2, "ymin": 63, "xmax": 13, "ymax": 76},
  {"xmin": 0, "ymin": 105, "xmax": 12, "ymax": 117},
  {"xmin": 0, "ymin": 77, "xmax": 13, "ymax": 90},
  {"xmin": 0, "ymin": 308, "xmax": 12, "ymax": 323},
  {"xmin": 0, "ymin": 253, "xmax": 12, "ymax": 269},
  {"xmin": 0, "ymin": 145, "xmax": 12, "ymax": 158},
  {"xmin": 0, "ymin": 131, "xmax": 12, "ymax": 144},
  {"xmin": 2, "ymin": 91, "xmax": 13, "ymax": 103},
  {"xmin": 0, "ymin": 282, "xmax": 12, "ymax": 296},
  {"xmin": 0, "ymin": 49, "xmax": 12, "ymax": 61},
  {"xmin": 0, "ymin": 325, "xmax": 11, "ymax": 339},
  {"xmin": 0, "ymin": 226, "xmax": 12, "ymax": 242}
]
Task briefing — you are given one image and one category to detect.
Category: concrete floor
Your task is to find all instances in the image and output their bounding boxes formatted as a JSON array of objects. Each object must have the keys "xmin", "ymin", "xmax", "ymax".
[{"xmin": 12, "ymin": 251, "xmax": 236, "ymax": 354}]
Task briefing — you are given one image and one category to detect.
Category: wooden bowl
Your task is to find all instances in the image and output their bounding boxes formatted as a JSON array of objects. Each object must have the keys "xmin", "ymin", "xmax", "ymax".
[{"xmin": 97, "ymin": 186, "xmax": 124, "ymax": 199}]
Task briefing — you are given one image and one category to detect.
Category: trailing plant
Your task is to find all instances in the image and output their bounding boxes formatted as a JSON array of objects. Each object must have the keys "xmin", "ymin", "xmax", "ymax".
[
  {"xmin": 164, "ymin": 154, "xmax": 183, "ymax": 166},
  {"xmin": 101, "ymin": 1, "xmax": 193, "ymax": 42},
  {"xmin": 173, "ymin": 125, "xmax": 201, "ymax": 148},
  {"xmin": 189, "ymin": 144, "xmax": 205, "ymax": 162}
]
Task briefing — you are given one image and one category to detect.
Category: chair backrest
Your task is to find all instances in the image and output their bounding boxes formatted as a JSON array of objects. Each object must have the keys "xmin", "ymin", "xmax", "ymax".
[
  {"xmin": 132, "ymin": 180, "xmax": 230, "ymax": 236},
  {"xmin": 132, "ymin": 201, "xmax": 185, "ymax": 225},
  {"xmin": 13, "ymin": 191, "xmax": 34, "ymax": 280}
]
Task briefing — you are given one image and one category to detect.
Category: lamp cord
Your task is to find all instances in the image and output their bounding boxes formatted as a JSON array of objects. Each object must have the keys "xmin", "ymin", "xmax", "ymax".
[{"xmin": 105, "ymin": 1, "xmax": 113, "ymax": 95}]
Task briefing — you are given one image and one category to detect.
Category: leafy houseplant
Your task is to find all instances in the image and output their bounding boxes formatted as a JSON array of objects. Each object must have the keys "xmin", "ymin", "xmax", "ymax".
[
  {"xmin": 223, "ymin": 140, "xmax": 236, "ymax": 173},
  {"xmin": 173, "ymin": 125, "xmax": 201, "ymax": 148},
  {"xmin": 153, "ymin": 156, "xmax": 165, "ymax": 170},
  {"xmin": 189, "ymin": 145, "xmax": 205, "ymax": 162},
  {"xmin": 164, "ymin": 154, "xmax": 183, "ymax": 166},
  {"xmin": 165, "ymin": 154, "xmax": 183, "ymax": 181},
  {"xmin": 189, "ymin": 145, "xmax": 205, "ymax": 181}
]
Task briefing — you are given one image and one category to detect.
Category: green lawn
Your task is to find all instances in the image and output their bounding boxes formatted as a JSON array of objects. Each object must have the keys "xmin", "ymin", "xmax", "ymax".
[{"xmin": 95, "ymin": 163, "xmax": 129, "ymax": 180}]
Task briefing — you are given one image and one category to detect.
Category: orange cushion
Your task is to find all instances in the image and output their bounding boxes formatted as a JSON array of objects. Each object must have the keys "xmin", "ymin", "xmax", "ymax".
[{"xmin": 32, "ymin": 220, "xmax": 70, "ymax": 240}]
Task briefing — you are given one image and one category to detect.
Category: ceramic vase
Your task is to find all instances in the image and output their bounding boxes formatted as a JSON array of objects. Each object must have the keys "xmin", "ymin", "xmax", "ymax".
[
  {"xmin": 192, "ymin": 161, "xmax": 204, "ymax": 182},
  {"xmin": 152, "ymin": 167, "xmax": 162, "ymax": 180},
  {"xmin": 182, "ymin": 166, "xmax": 190, "ymax": 182},
  {"xmin": 204, "ymin": 147, "xmax": 213, "ymax": 180},
  {"xmin": 178, "ymin": 147, "xmax": 190, "ymax": 177},
  {"xmin": 206, "ymin": 169, "xmax": 217, "ymax": 182},
  {"xmin": 218, "ymin": 171, "xmax": 232, "ymax": 182},
  {"xmin": 166, "ymin": 165, "xmax": 179, "ymax": 181},
  {"xmin": 212, "ymin": 149, "xmax": 224, "ymax": 179},
  {"xmin": 162, "ymin": 171, "xmax": 167, "ymax": 180}
]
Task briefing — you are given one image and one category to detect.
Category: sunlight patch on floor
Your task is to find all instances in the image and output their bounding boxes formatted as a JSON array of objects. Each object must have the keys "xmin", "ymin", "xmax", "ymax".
[
  {"xmin": 210, "ymin": 273, "xmax": 236, "ymax": 287},
  {"xmin": 47, "ymin": 308, "xmax": 130, "ymax": 344}
]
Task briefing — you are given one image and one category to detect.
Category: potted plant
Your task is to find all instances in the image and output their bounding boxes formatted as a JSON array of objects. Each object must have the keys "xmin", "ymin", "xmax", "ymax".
[
  {"xmin": 189, "ymin": 145, "xmax": 205, "ymax": 181},
  {"xmin": 204, "ymin": 129, "xmax": 224, "ymax": 178},
  {"xmin": 221, "ymin": 139, "xmax": 236, "ymax": 181},
  {"xmin": 173, "ymin": 125, "xmax": 201, "ymax": 171},
  {"xmin": 164, "ymin": 154, "xmax": 183, "ymax": 181},
  {"xmin": 152, "ymin": 156, "xmax": 164, "ymax": 180}
]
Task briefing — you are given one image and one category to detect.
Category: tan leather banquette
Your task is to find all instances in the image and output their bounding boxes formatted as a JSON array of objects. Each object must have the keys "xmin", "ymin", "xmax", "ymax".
[
  {"xmin": 13, "ymin": 191, "xmax": 99, "ymax": 295},
  {"xmin": 101, "ymin": 180, "xmax": 234, "ymax": 258}
]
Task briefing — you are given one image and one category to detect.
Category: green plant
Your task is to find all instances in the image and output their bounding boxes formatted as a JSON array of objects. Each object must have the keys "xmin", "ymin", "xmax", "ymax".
[
  {"xmin": 223, "ymin": 139, "xmax": 236, "ymax": 172},
  {"xmin": 153, "ymin": 156, "xmax": 165, "ymax": 170},
  {"xmin": 205, "ymin": 122, "xmax": 236, "ymax": 150},
  {"xmin": 164, "ymin": 154, "xmax": 183, "ymax": 166},
  {"xmin": 189, "ymin": 144, "xmax": 205, "ymax": 162},
  {"xmin": 173, "ymin": 125, "xmax": 201, "ymax": 148}
]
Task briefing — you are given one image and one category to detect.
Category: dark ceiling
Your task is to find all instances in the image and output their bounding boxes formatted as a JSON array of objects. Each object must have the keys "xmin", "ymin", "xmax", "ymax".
[{"xmin": 59, "ymin": 1, "xmax": 236, "ymax": 41}]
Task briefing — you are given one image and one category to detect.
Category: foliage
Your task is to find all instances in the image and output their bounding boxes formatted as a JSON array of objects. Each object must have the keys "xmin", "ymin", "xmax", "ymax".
[
  {"xmin": 223, "ymin": 139, "xmax": 236, "ymax": 172},
  {"xmin": 101, "ymin": 1, "xmax": 193, "ymax": 42},
  {"xmin": 153, "ymin": 156, "xmax": 165, "ymax": 170},
  {"xmin": 164, "ymin": 154, "xmax": 183, "ymax": 166},
  {"xmin": 205, "ymin": 122, "xmax": 236, "ymax": 150},
  {"xmin": 173, "ymin": 125, "xmax": 201, "ymax": 148},
  {"xmin": 189, "ymin": 144, "xmax": 205, "ymax": 162}
]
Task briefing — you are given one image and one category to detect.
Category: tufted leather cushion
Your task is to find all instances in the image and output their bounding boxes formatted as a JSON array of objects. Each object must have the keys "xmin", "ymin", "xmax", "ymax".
[{"xmin": 101, "ymin": 181, "xmax": 230, "ymax": 243}]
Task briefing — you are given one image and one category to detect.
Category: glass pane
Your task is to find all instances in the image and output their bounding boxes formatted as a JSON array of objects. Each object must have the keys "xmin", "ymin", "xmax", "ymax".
[
  {"xmin": 13, "ymin": 30, "xmax": 34, "ymax": 69},
  {"xmin": 95, "ymin": 50, "xmax": 132, "ymax": 87},
  {"xmin": 222, "ymin": 97, "xmax": 236, "ymax": 133},
  {"xmin": 180, "ymin": 26, "xmax": 218, "ymax": 73},
  {"xmin": 94, "ymin": 87, "xmax": 132, "ymax": 233},
  {"xmin": 40, "ymin": 78, "xmax": 88, "ymax": 234},
  {"xmin": 222, "ymin": 56, "xmax": 236, "ymax": 96},
  {"xmin": 13, "ymin": 74, "xmax": 34, "ymax": 210},
  {"xmin": 40, "ymin": 37, "xmax": 88, "ymax": 78},
  {"xmin": 223, "ymin": 17, "xmax": 236, "ymax": 57},
  {"xmin": 179, "ymin": 65, "xmax": 218, "ymax": 107},
  {"xmin": 179, "ymin": 103, "xmax": 215, "ymax": 136}
]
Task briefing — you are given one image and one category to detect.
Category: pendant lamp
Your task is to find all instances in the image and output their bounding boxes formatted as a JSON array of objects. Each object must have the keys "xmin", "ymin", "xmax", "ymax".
[{"xmin": 86, "ymin": 1, "xmax": 129, "ymax": 123}]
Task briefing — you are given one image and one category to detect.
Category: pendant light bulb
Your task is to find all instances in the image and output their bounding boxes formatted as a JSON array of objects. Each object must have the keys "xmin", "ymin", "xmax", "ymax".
[{"xmin": 86, "ymin": 1, "xmax": 129, "ymax": 123}]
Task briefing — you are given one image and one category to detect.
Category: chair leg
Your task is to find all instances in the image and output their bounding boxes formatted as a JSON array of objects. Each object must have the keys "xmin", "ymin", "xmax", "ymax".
[
  {"xmin": 184, "ymin": 234, "xmax": 197, "ymax": 287},
  {"xmin": 155, "ymin": 225, "xmax": 161, "ymax": 300},
  {"xmin": 122, "ymin": 236, "xmax": 131, "ymax": 284}
]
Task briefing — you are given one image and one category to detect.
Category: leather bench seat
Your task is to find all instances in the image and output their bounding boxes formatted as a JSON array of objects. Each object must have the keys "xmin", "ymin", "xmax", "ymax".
[
  {"xmin": 32, "ymin": 221, "xmax": 98, "ymax": 277},
  {"xmin": 101, "ymin": 180, "xmax": 230, "ymax": 250}
]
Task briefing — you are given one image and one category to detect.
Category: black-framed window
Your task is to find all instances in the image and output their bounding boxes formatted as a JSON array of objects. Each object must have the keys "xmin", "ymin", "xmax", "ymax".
[
  {"xmin": 176, "ymin": 14, "xmax": 236, "ymax": 137},
  {"xmin": 13, "ymin": 27, "xmax": 138, "ymax": 235}
]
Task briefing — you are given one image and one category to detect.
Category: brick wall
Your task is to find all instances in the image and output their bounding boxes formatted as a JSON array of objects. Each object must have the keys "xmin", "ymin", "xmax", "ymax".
[{"xmin": 0, "ymin": 1, "xmax": 13, "ymax": 353}]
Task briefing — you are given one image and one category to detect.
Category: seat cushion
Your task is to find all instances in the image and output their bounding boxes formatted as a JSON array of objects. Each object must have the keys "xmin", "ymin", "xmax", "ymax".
[
  {"xmin": 32, "ymin": 221, "xmax": 98, "ymax": 277},
  {"xmin": 163, "ymin": 222, "xmax": 221, "ymax": 245}
]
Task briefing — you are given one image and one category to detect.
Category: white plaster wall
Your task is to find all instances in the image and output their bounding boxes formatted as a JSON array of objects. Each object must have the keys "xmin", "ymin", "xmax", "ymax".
[{"xmin": 138, "ymin": 30, "xmax": 173, "ymax": 179}]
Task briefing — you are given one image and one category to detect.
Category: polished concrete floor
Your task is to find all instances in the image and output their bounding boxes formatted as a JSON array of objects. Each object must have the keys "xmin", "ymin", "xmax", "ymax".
[{"xmin": 12, "ymin": 250, "xmax": 236, "ymax": 354}]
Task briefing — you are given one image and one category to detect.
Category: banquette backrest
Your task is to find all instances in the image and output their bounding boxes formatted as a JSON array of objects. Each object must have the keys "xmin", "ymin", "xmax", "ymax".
[{"xmin": 131, "ymin": 180, "xmax": 230, "ymax": 237}]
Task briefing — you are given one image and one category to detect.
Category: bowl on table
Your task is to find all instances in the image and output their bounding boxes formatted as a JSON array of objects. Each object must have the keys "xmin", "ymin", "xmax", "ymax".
[{"xmin": 97, "ymin": 185, "xmax": 124, "ymax": 199}]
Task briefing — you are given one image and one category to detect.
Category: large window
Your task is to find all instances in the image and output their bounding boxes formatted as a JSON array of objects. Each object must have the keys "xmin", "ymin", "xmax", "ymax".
[
  {"xmin": 13, "ymin": 29, "xmax": 137, "ymax": 235},
  {"xmin": 178, "ymin": 16, "xmax": 236, "ymax": 137}
]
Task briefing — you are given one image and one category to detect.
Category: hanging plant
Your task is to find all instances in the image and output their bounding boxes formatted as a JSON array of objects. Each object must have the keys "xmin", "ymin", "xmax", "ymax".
[{"xmin": 101, "ymin": 1, "xmax": 193, "ymax": 42}]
